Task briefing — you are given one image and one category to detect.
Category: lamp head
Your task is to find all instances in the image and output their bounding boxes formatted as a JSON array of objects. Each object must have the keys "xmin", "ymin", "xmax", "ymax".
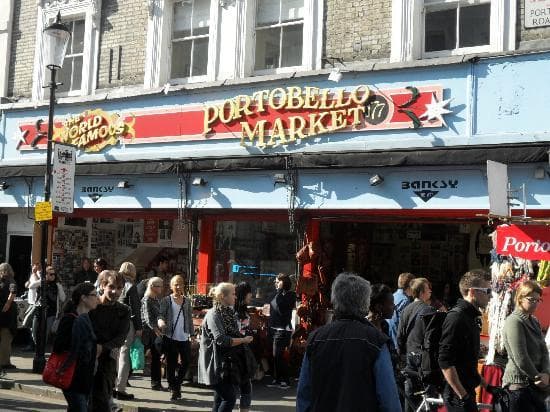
[
  {"xmin": 192, "ymin": 177, "xmax": 207, "ymax": 186},
  {"xmin": 117, "ymin": 180, "xmax": 131, "ymax": 189},
  {"xmin": 369, "ymin": 174, "xmax": 384, "ymax": 187},
  {"xmin": 0, "ymin": 182, "xmax": 10, "ymax": 191},
  {"xmin": 43, "ymin": 12, "xmax": 71, "ymax": 69}
]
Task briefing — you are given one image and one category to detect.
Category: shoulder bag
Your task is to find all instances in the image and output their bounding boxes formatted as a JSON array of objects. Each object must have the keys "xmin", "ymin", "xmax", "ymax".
[{"xmin": 42, "ymin": 313, "xmax": 78, "ymax": 389}]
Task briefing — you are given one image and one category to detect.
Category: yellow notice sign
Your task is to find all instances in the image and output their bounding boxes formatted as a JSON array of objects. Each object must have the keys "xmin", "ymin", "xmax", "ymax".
[{"xmin": 35, "ymin": 201, "xmax": 53, "ymax": 222}]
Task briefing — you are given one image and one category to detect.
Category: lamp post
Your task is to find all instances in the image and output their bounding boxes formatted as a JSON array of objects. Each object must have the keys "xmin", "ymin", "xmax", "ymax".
[{"xmin": 32, "ymin": 12, "xmax": 71, "ymax": 374}]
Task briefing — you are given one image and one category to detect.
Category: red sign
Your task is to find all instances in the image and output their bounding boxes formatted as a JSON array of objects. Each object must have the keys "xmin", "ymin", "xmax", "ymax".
[
  {"xmin": 143, "ymin": 219, "xmax": 158, "ymax": 244},
  {"xmin": 16, "ymin": 84, "xmax": 450, "ymax": 150},
  {"xmin": 496, "ymin": 224, "xmax": 550, "ymax": 260}
]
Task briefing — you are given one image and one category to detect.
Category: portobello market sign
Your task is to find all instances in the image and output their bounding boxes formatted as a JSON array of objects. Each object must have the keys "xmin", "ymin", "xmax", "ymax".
[{"xmin": 15, "ymin": 85, "xmax": 450, "ymax": 151}]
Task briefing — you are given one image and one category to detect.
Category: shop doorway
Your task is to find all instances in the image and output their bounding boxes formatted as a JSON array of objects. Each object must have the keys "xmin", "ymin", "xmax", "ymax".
[
  {"xmin": 319, "ymin": 221, "xmax": 470, "ymax": 298},
  {"xmin": 8, "ymin": 235, "xmax": 32, "ymax": 295}
]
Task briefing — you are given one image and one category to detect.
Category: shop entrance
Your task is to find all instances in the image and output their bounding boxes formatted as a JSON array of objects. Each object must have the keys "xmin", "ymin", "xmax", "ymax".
[
  {"xmin": 8, "ymin": 234, "xmax": 33, "ymax": 294},
  {"xmin": 319, "ymin": 221, "xmax": 471, "ymax": 293}
]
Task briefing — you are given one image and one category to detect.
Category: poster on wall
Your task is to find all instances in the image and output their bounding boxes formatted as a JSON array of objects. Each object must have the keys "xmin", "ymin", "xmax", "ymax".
[{"xmin": 143, "ymin": 219, "xmax": 158, "ymax": 243}]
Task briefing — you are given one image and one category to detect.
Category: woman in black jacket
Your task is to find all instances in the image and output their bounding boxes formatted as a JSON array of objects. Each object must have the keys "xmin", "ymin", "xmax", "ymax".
[
  {"xmin": 53, "ymin": 282, "xmax": 100, "ymax": 411},
  {"xmin": 268, "ymin": 273, "xmax": 296, "ymax": 389}
]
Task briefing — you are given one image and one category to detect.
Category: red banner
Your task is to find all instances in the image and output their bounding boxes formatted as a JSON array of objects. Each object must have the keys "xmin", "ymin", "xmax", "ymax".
[{"xmin": 496, "ymin": 225, "xmax": 550, "ymax": 260}]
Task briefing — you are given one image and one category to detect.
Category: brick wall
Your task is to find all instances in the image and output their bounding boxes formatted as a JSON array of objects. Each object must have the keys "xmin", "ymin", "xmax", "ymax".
[
  {"xmin": 324, "ymin": 0, "xmax": 392, "ymax": 63},
  {"xmin": 8, "ymin": 0, "xmax": 37, "ymax": 98},
  {"xmin": 96, "ymin": 0, "xmax": 148, "ymax": 89},
  {"xmin": 517, "ymin": 0, "xmax": 550, "ymax": 46}
]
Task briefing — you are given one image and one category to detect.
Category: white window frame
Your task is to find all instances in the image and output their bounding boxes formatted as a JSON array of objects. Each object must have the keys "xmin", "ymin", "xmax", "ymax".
[
  {"xmin": 239, "ymin": 0, "xmax": 322, "ymax": 77},
  {"xmin": 32, "ymin": 0, "xmax": 101, "ymax": 100},
  {"xmin": 145, "ymin": 0, "xmax": 219, "ymax": 88},
  {"xmin": 390, "ymin": 0, "xmax": 516, "ymax": 62}
]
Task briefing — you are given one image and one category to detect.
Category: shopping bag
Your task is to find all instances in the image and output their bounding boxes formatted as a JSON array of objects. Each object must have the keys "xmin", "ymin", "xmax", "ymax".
[
  {"xmin": 42, "ymin": 352, "xmax": 76, "ymax": 390},
  {"xmin": 130, "ymin": 337, "xmax": 145, "ymax": 370}
]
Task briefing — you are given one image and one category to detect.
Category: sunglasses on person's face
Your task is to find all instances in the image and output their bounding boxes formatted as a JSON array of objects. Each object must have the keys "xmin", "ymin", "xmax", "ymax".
[
  {"xmin": 523, "ymin": 296, "xmax": 543, "ymax": 304},
  {"xmin": 471, "ymin": 287, "xmax": 492, "ymax": 295}
]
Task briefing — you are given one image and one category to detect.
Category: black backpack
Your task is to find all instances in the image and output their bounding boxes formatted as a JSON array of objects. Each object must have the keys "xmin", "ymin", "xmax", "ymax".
[{"xmin": 417, "ymin": 310, "xmax": 449, "ymax": 388}]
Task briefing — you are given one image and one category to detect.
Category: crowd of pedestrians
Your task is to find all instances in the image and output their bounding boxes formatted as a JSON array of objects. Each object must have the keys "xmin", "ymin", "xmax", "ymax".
[{"xmin": 0, "ymin": 255, "xmax": 548, "ymax": 412}]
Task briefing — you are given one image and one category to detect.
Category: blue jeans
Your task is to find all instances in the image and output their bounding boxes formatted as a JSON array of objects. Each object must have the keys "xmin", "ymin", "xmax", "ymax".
[
  {"xmin": 239, "ymin": 379, "xmax": 252, "ymax": 408},
  {"xmin": 63, "ymin": 390, "xmax": 89, "ymax": 412},
  {"xmin": 508, "ymin": 386, "xmax": 545, "ymax": 412},
  {"xmin": 212, "ymin": 381, "xmax": 237, "ymax": 412}
]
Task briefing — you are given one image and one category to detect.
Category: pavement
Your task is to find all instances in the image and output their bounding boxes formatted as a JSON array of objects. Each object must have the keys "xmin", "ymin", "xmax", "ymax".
[{"xmin": 0, "ymin": 350, "xmax": 297, "ymax": 412}]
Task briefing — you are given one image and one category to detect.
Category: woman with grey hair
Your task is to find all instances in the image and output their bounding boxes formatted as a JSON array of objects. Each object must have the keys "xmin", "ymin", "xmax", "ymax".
[
  {"xmin": 0, "ymin": 262, "xmax": 17, "ymax": 370},
  {"xmin": 297, "ymin": 272, "xmax": 401, "ymax": 412}
]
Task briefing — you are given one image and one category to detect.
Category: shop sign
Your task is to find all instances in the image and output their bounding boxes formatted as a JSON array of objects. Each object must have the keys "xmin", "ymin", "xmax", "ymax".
[
  {"xmin": 525, "ymin": 0, "xmax": 550, "ymax": 28},
  {"xmin": 496, "ymin": 224, "xmax": 550, "ymax": 260},
  {"xmin": 15, "ymin": 84, "xmax": 450, "ymax": 151},
  {"xmin": 52, "ymin": 143, "xmax": 76, "ymax": 213},
  {"xmin": 401, "ymin": 179, "xmax": 459, "ymax": 203},
  {"xmin": 52, "ymin": 109, "xmax": 135, "ymax": 152}
]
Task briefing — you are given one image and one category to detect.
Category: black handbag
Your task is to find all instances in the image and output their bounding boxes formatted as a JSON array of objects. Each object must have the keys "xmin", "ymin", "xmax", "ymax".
[{"xmin": 219, "ymin": 349, "xmax": 241, "ymax": 385}]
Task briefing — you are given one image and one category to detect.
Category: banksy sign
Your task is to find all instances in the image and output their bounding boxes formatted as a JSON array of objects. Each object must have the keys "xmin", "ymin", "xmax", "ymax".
[
  {"xmin": 525, "ymin": 0, "xmax": 550, "ymax": 28},
  {"xmin": 402, "ymin": 179, "xmax": 459, "ymax": 203},
  {"xmin": 80, "ymin": 185, "xmax": 114, "ymax": 204}
]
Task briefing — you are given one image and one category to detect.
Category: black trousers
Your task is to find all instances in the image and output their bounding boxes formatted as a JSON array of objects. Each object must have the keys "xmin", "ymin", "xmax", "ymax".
[
  {"xmin": 91, "ymin": 354, "xmax": 116, "ymax": 412},
  {"xmin": 272, "ymin": 329, "xmax": 291, "ymax": 384},
  {"xmin": 165, "ymin": 338, "xmax": 191, "ymax": 389},
  {"xmin": 508, "ymin": 386, "xmax": 545, "ymax": 412},
  {"xmin": 146, "ymin": 342, "xmax": 162, "ymax": 387}
]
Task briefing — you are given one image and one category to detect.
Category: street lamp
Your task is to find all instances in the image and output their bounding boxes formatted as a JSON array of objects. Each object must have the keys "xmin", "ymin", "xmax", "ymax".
[{"xmin": 32, "ymin": 12, "xmax": 70, "ymax": 374}]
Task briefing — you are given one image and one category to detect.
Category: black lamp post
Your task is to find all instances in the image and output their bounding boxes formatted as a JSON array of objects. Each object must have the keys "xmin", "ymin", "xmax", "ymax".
[{"xmin": 32, "ymin": 12, "xmax": 71, "ymax": 374}]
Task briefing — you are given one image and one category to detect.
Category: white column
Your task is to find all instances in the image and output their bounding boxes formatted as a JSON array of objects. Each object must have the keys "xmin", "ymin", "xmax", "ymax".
[
  {"xmin": 390, "ymin": 0, "xmax": 421, "ymax": 62},
  {"xmin": 0, "ymin": 0, "xmax": 15, "ymax": 97}
]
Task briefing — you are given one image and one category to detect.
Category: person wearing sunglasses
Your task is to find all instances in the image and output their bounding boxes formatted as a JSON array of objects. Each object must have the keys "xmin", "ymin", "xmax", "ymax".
[
  {"xmin": 502, "ymin": 280, "xmax": 549, "ymax": 412},
  {"xmin": 439, "ymin": 269, "xmax": 493, "ymax": 412}
]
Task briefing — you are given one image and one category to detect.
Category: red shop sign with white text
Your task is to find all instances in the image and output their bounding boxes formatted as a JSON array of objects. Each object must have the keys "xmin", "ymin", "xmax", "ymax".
[{"xmin": 496, "ymin": 224, "xmax": 550, "ymax": 260}]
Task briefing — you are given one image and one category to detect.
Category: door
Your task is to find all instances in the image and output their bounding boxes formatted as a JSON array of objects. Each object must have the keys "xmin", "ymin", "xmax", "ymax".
[{"xmin": 8, "ymin": 235, "xmax": 33, "ymax": 296}]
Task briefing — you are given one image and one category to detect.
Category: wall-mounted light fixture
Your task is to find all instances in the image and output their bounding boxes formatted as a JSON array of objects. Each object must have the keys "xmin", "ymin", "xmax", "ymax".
[
  {"xmin": 328, "ymin": 68, "xmax": 342, "ymax": 83},
  {"xmin": 117, "ymin": 180, "xmax": 132, "ymax": 189},
  {"xmin": 273, "ymin": 173, "xmax": 287, "ymax": 185},
  {"xmin": 0, "ymin": 182, "xmax": 10, "ymax": 191},
  {"xmin": 534, "ymin": 167, "xmax": 546, "ymax": 179},
  {"xmin": 369, "ymin": 174, "xmax": 384, "ymax": 187},
  {"xmin": 192, "ymin": 177, "xmax": 207, "ymax": 186}
]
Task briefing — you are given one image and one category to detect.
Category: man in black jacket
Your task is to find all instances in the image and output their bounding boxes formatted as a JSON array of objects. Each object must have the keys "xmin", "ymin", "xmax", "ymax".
[
  {"xmin": 439, "ymin": 269, "xmax": 492, "ymax": 412},
  {"xmin": 89, "ymin": 271, "xmax": 130, "ymax": 412},
  {"xmin": 296, "ymin": 272, "xmax": 401, "ymax": 412}
]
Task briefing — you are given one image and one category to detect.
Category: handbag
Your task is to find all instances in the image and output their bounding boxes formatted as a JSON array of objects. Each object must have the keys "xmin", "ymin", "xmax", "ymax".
[
  {"xmin": 130, "ymin": 337, "xmax": 145, "ymax": 370},
  {"xmin": 42, "ymin": 351, "xmax": 76, "ymax": 390},
  {"xmin": 22, "ymin": 304, "xmax": 37, "ymax": 329}
]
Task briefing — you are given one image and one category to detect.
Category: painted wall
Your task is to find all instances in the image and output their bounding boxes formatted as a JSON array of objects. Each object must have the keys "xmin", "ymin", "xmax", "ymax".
[
  {"xmin": 0, "ymin": 164, "xmax": 547, "ymax": 212},
  {"xmin": 2, "ymin": 51, "xmax": 550, "ymax": 166}
]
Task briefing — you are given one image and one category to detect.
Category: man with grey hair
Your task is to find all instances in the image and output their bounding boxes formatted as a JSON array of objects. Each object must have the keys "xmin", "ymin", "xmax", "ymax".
[{"xmin": 296, "ymin": 272, "xmax": 401, "ymax": 412}]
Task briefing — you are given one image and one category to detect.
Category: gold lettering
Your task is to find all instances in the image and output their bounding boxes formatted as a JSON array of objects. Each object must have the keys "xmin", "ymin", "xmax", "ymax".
[
  {"xmin": 218, "ymin": 99, "xmax": 235, "ymax": 124},
  {"xmin": 92, "ymin": 115, "xmax": 102, "ymax": 128},
  {"xmin": 268, "ymin": 88, "xmax": 287, "ymax": 110},
  {"xmin": 86, "ymin": 128, "xmax": 99, "ymax": 143},
  {"xmin": 331, "ymin": 109, "xmax": 348, "ymax": 131},
  {"xmin": 241, "ymin": 120, "xmax": 267, "ymax": 148},
  {"xmin": 69, "ymin": 125, "xmax": 79, "ymax": 140},
  {"xmin": 252, "ymin": 90, "xmax": 269, "ymax": 113},
  {"xmin": 319, "ymin": 89, "xmax": 335, "ymax": 109},
  {"xmin": 334, "ymin": 90, "xmax": 351, "ymax": 109},
  {"xmin": 79, "ymin": 121, "xmax": 88, "ymax": 135},
  {"xmin": 309, "ymin": 112, "xmax": 330, "ymax": 135},
  {"xmin": 232, "ymin": 95, "xmax": 255, "ymax": 121},
  {"xmin": 286, "ymin": 87, "xmax": 304, "ymax": 109},
  {"xmin": 288, "ymin": 116, "xmax": 307, "ymax": 141},
  {"xmin": 347, "ymin": 106, "xmax": 365, "ymax": 126},
  {"xmin": 98, "ymin": 125, "xmax": 109, "ymax": 139},
  {"xmin": 303, "ymin": 87, "xmax": 320, "ymax": 109},
  {"xmin": 267, "ymin": 118, "xmax": 287, "ymax": 146},
  {"xmin": 350, "ymin": 85, "xmax": 370, "ymax": 105},
  {"xmin": 203, "ymin": 106, "xmax": 219, "ymax": 134}
]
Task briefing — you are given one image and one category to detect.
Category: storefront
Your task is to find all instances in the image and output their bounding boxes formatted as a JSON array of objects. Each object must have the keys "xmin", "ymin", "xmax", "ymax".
[{"xmin": 1, "ymin": 50, "xmax": 549, "ymax": 301}]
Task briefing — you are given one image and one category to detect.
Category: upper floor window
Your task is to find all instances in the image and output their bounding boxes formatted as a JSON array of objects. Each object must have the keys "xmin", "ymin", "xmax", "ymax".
[
  {"xmin": 171, "ymin": 0, "xmax": 211, "ymax": 79},
  {"xmin": 390, "ymin": 0, "xmax": 516, "ymax": 62},
  {"xmin": 32, "ymin": 0, "xmax": 101, "ymax": 100},
  {"xmin": 254, "ymin": 0, "xmax": 304, "ymax": 71},
  {"xmin": 57, "ymin": 19, "xmax": 85, "ymax": 94},
  {"xmin": 424, "ymin": 0, "xmax": 491, "ymax": 54}
]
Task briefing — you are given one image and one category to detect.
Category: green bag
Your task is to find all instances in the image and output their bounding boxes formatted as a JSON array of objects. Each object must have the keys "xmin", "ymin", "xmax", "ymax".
[{"xmin": 130, "ymin": 337, "xmax": 145, "ymax": 370}]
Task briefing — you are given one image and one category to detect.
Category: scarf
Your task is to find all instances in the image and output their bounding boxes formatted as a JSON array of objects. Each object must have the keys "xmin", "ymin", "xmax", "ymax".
[{"xmin": 215, "ymin": 303, "xmax": 241, "ymax": 337}]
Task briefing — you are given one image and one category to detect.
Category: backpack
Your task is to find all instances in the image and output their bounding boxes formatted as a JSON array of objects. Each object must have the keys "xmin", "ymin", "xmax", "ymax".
[{"xmin": 417, "ymin": 310, "xmax": 449, "ymax": 389}]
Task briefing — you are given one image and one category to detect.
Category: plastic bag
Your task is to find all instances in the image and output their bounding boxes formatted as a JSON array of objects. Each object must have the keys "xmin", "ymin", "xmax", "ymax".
[{"xmin": 130, "ymin": 337, "xmax": 145, "ymax": 370}]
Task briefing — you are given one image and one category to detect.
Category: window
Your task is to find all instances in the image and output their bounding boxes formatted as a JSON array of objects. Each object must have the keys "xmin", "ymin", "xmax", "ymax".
[
  {"xmin": 171, "ymin": 0, "xmax": 211, "ymax": 79},
  {"xmin": 390, "ymin": 0, "xmax": 516, "ymax": 62},
  {"xmin": 424, "ymin": 0, "xmax": 490, "ymax": 54},
  {"xmin": 32, "ymin": 0, "xmax": 100, "ymax": 100},
  {"xmin": 57, "ymin": 19, "xmax": 85, "ymax": 94},
  {"xmin": 254, "ymin": 0, "xmax": 304, "ymax": 71}
]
